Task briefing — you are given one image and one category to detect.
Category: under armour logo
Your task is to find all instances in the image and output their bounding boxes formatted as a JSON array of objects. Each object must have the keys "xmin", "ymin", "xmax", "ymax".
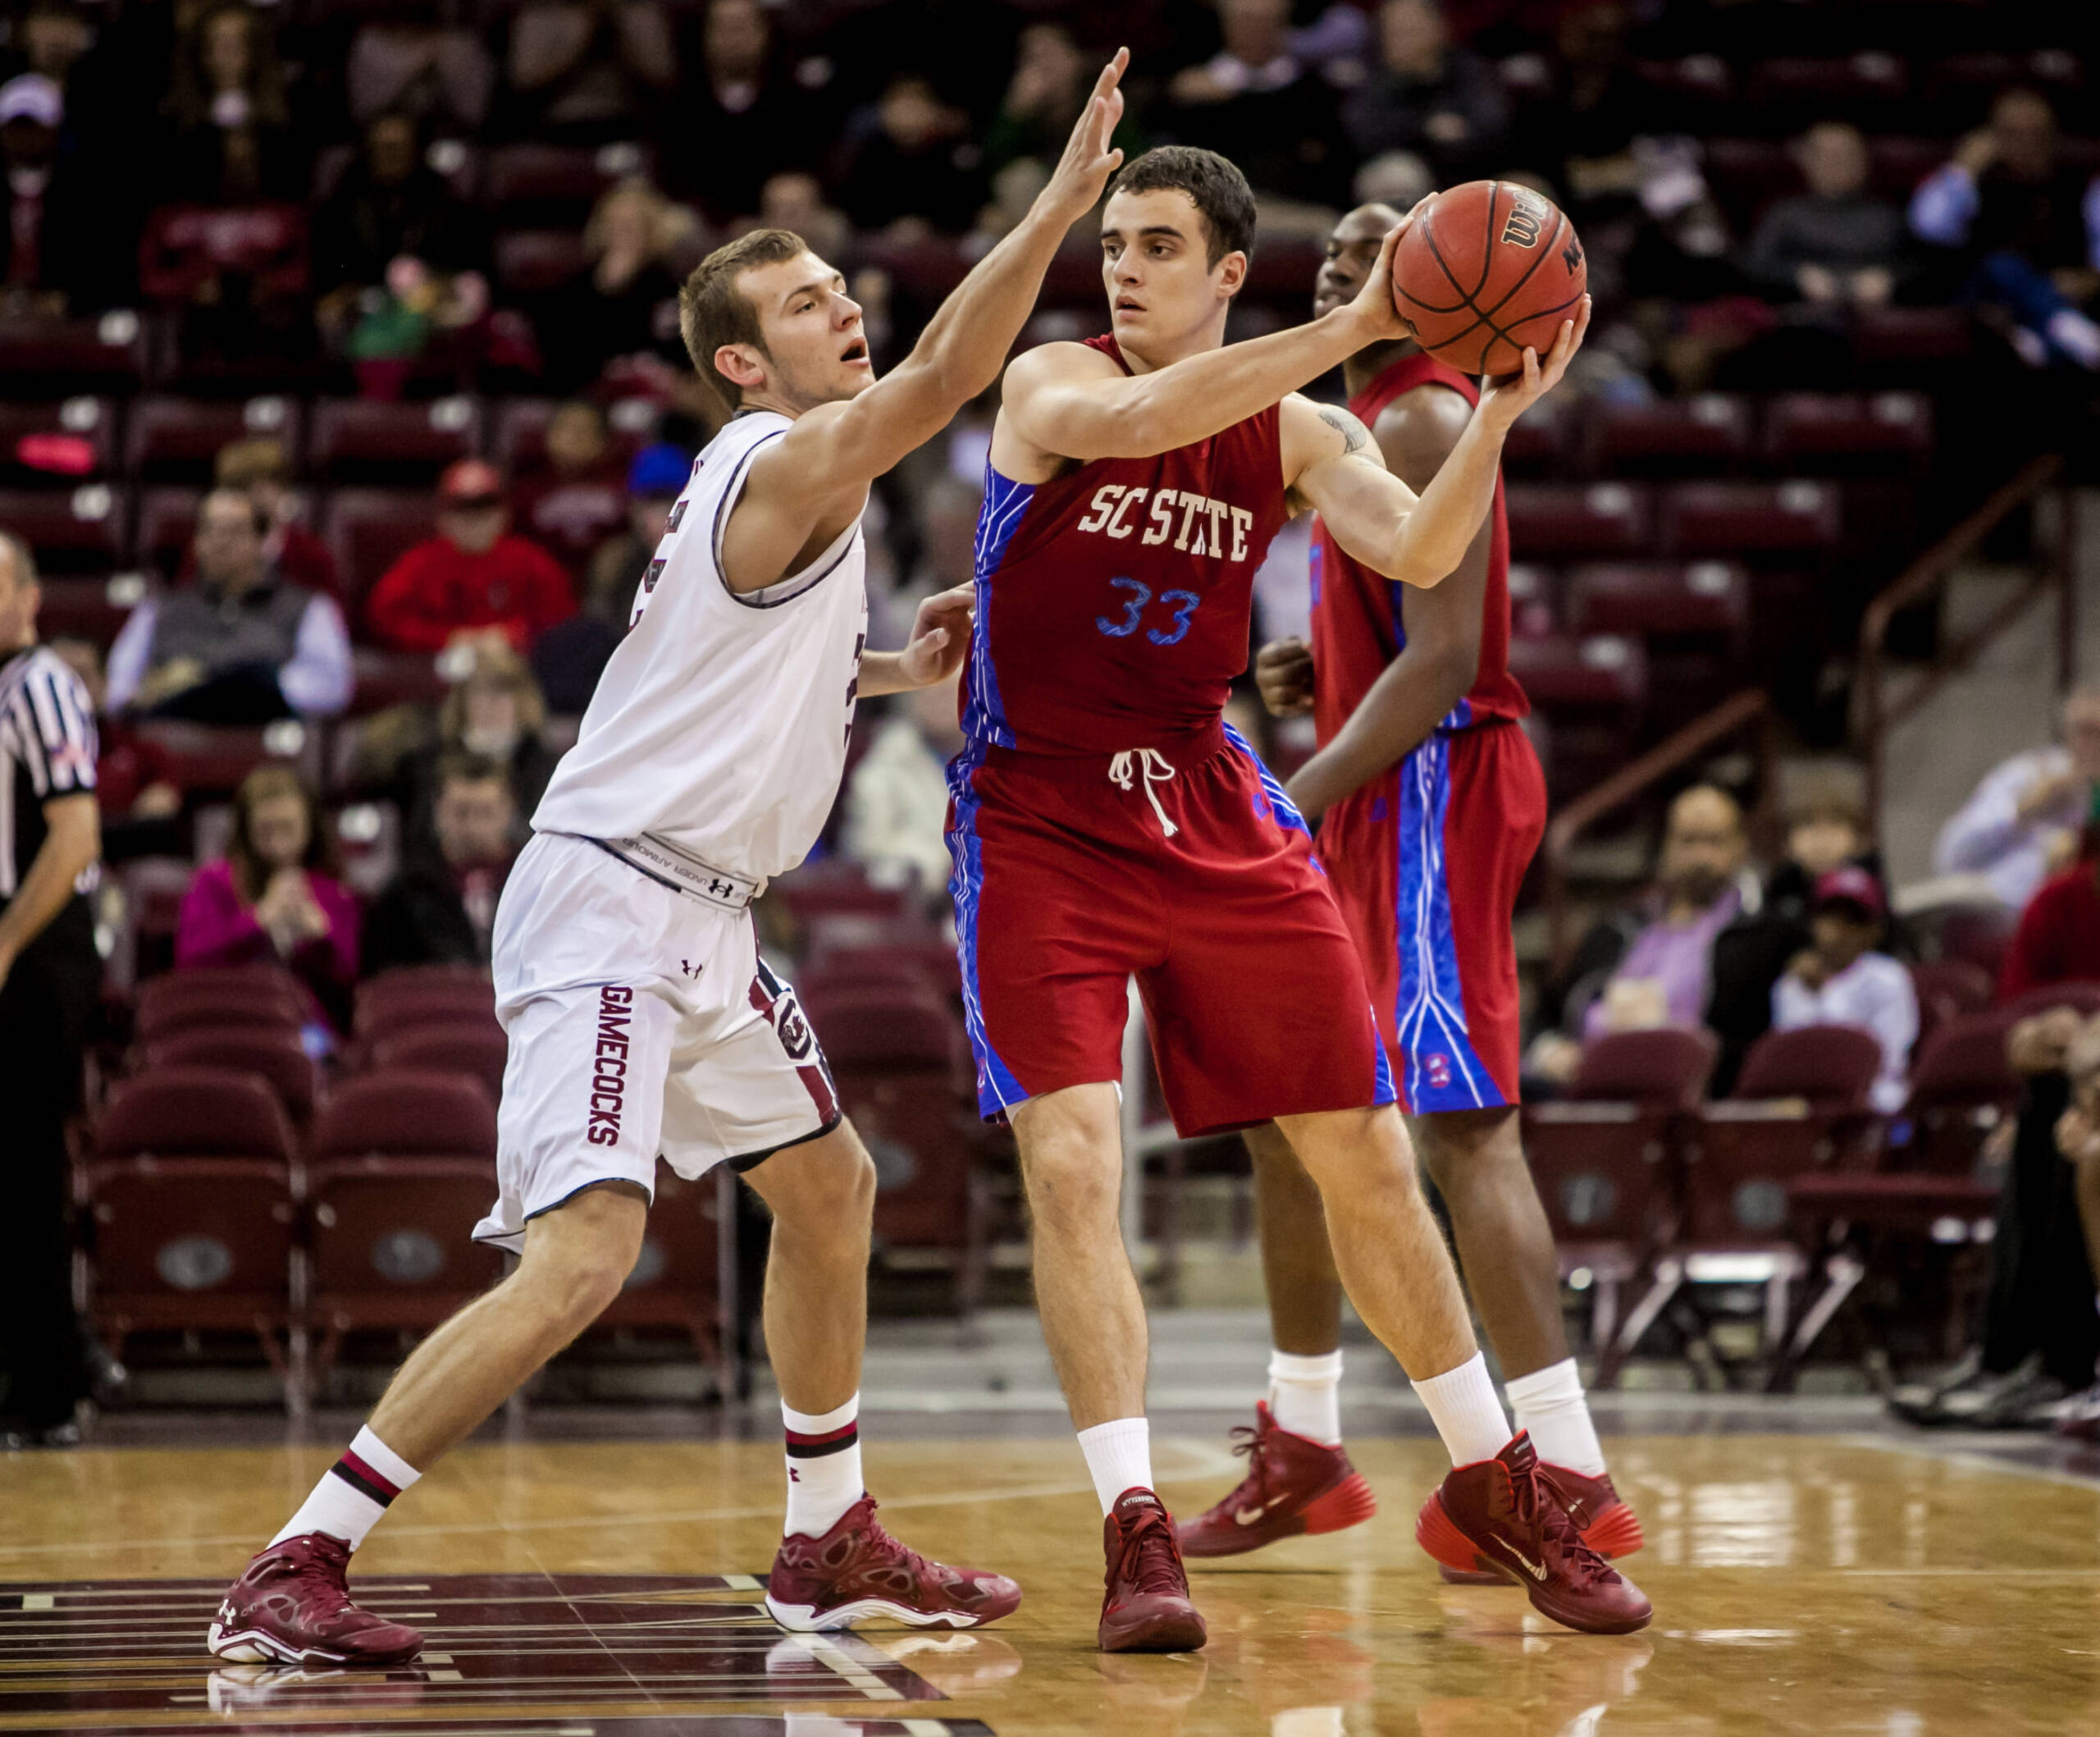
[
  {"xmin": 707, "ymin": 877, "xmax": 733, "ymax": 898},
  {"xmin": 678, "ymin": 959, "xmax": 702, "ymax": 980}
]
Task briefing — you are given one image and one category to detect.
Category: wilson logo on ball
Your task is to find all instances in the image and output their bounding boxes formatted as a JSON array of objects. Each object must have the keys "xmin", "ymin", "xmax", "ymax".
[{"xmin": 1500, "ymin": 203, "xmax": 1545, "ymax": 248}]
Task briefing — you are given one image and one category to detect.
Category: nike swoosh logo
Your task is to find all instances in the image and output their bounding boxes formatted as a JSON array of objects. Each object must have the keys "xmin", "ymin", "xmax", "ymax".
[
  {"xmin": 1491, "ymin": 1536, "xmax": 1549, "ymax": 1581},
  {"xmin": 1234, "ymin": 1503, "xmax": 1275, "ymax": 1526}
]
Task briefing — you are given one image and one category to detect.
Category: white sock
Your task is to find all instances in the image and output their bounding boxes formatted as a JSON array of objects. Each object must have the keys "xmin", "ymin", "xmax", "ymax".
[
  {"xmin": 1410, "ymin": 1352, "xmax": 1512, "ymax": 1467},
  {"xmin": 783, "ymin": 1395, "xmax": 863, "ymax": 1538},
  {"xmin": 1504, "ymin": 1356, "xmax": 1607, "ymax": 1477},
  {"xmin": 1076, "ymin": 1416, "xmax": 1153, "ymax": 1515},
  {"xmin": 270, "ymin": 1426, "xmax": 422, "ymax": 1550},
  {"xmin": 1267, "ymin": 1349, "xmax": 1343, "ymax": 1446}
]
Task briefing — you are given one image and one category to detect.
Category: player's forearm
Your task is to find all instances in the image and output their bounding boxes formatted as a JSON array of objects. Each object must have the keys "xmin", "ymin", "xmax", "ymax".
[
  {"xmin": 0, "ymin": 802, "xmax": 97, "ymax": 967},
  {"xmin": 1286, "ymin": 643, "xmax": 1474, "ymax": 821},
  {"xmin": 1381, "ymin": 413, "xmax": 1507, "ymax": 587},
  {"xmin": 1104, "ymin": 312, "xmax": 1368, "ymax": 457},
  {"xmin": 858, "ymin": 651, "xmax": 932, "ymax": 697}
]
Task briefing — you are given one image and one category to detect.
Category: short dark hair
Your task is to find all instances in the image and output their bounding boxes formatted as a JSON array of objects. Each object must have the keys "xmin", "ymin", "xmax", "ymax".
[
  {"xmin": 1107, "ymin": 146, "xmax": 1257, "ymax": 267},
  {"xmin": 679, "ymin": 227, "xmax": 809, "ymax": 413}
]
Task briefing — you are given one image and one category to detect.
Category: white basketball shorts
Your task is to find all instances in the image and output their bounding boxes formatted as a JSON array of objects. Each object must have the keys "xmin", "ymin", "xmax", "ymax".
[{"xmin": 472, "ymin": 831, "xmax": 841, "ymax": 1252}]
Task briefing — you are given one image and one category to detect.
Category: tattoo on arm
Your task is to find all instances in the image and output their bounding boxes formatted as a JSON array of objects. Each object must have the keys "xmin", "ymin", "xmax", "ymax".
[{"xmin": 1319, "ymin": 407, "xmax": 1370, "ymax": 456}]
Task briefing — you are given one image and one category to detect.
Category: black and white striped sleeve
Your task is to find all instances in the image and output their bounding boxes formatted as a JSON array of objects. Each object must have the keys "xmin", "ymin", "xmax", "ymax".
[{"xmin": 8, "ymin": 652, "xmax": 98, "ymax": 799}]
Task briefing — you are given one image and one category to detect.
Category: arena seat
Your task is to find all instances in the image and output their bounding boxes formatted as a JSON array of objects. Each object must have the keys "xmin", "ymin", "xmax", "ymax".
[
  {"xmin": 321, "ymin": 488, "xmax": 442, "ymax": 605},
  {"xmin": 1586, "ymin": 396, "xmax": 1754, "ymax": 477},
  {"xmin": 493, "ymin": 228, "xmax": 591, "ymax": 297},
  {"xmin": 1658, "ymin": 481, "xmax": 1843, "ymax": 560},
  {"xmin": 769, "ymin": 862, "xmax": 915, "ymax": 926},
  {"xmin": 482, "ymin": 142, "xmax": 653, "ymax": 225},
  {"xmin": 135, "ymin": 965, "xmax": 307, "ymax": 1044},
  {"xmin": 308, "ymin": 397, "xmax": 482, "ymax": 485},
  {"xmin": 312, "ymin": 1068, "xmax": 498, "ymax": 1161},
  {"xmin": 1764, "ymin": 392, "xmax": 1933, "ymax": 478},
  {"xmin": 126, "ymin": 395, "xmax": 304, "ymax": 483},
  {"xmin": 36, "ymin": 574, "xmax": 144, "ymax": 650},
  {"xmin": 1564, "ymin": 561, "xmax": 1751, "ymax": 650},
  {"xmin": 144, "ymin": 1026, "xmax": 320, "ymax": 1126},
  {"xmin": 1744, "ymin": 54, "xmax": 1911, "ymax": 130},
  {"xmin": 1851, "ymin": 306, "xmax": 1972, "ymax": 368},
  {"xmin": 1565, "ymin": 1026, "xmax": 1719, "ymax": 1107},
  {"xmin": 353, "ymin": 971, "xmax": 500, "ymax": 1040},
  {"xmin": 1498, "ymin": 395, "xmax": 1571, "ymax": 479},
  {"xmin": 491, "ymin": 397, "xmax": 647, "ymax": 477},
  {"xmin": 1505, "ymin": 563, "xmax": 1559, "ymax": 638},
  {"xmin": 801, "ymin": 937, "xmax": 962, "ymax": 1003},
  {"xmin": 370, "ymin": 1023, "xmax": 509, "ymax": 1105},
  {"xmin": 0, "ymin": 313, "xmax": 148, "ymax": 396},
  {"xmin": 1907, "ymin": 958, "xmax": 1996, "ymax": 1054},
  {"xmin": 131, "ymin": 719, "xmax": 323, "ymax": 799},
  {"xmin": 0, "ymin": 484, "xmax": 125, "ymax": 574},
  {"xmin": 1503, "ymin": 482, "xmax": 1655, "ymax": 560},
  {"xmin": 595, "ymin": 1161, "xmax": 728, "ymax": 1386},
  {"xmin": 348, "ymin": 647, "xmax": 448, "ymax": 715},
  {"xmin": 0, "ymin": 397, "xmax": 115, "ymax": 487},
  {"xmin": 134, "ymin": 485, "xmax": 202, "ymax": 578},
  {"xmin": 1999, "ymin": 980, "xmax": 2100, "ymax": 1020}
]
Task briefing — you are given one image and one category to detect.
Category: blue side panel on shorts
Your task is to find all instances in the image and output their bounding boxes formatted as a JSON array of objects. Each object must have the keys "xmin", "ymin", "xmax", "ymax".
[
  {"xmin": 1223, "ymin": 720, "xmax": 1311, "ymax": 839},
  {"xmin": 963, "ymin": 466, "xmax": 1034, "ymax": 748},
  {"xmin": 1393, "ymin": 733, "xmax": 1506, "ymax": 1113},
  {"xmin": 1369, "ymin": 1009, "xmax": 1398, "ymax": 1107},
  {"xmin": 945, "ymin": 738, "xmax": 1029, "ymax": 1120}
]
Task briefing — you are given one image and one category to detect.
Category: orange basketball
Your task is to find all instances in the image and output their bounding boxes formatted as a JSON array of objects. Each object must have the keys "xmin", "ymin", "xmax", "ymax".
[{"xmin": 1390, "ymin": 181, "xmax": 1586, "ymax": 377}]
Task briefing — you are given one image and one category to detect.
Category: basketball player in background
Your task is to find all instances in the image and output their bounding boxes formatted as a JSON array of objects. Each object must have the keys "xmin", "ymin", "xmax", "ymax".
[
  {"xmin": 208, "ymin": 52, "xmax": 1132, "ymax": 1668},
  {"xmin": 954, "ymin": 146, "xmax": 1643, "ymax": 1652},
  {"xmin": 1178, "ymin": 202, "xmax": 1644, "ymax": 1574}
]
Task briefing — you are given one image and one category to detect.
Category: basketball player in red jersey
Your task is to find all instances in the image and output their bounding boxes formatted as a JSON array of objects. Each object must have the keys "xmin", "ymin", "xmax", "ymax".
[
  {"xmin": 953, "ymin": 148, "xmax": 1646, "ymax": 1650},
  {"xmin": 1178, "ymin": 203, "xmax": 1645, "ymax": 1579}
]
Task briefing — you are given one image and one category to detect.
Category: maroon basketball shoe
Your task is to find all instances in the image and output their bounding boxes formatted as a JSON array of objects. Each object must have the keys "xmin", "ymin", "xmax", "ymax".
[
  {"xmin": 1436, "ymin": 1461, "xmax": 1645, "ymax": 1584},
  {"xmin": 206, "ymin": 1534, "xmax": 423, "ymax": 1666},
  {"xmin": 765, "ymin": 1495, "xmax": 1022, "ymax": 1631},
  {"xmin": 1416, "ymin": 1434, "xmax": 1652, "ymax": 1634},
  {"xmin": 1099, "ymin": 1488, "xmax": 1208, "ymax": 1653},
  {"xmin": 1178, "ymin": 1402, "xmax": 1378, "ymax": 1557}
]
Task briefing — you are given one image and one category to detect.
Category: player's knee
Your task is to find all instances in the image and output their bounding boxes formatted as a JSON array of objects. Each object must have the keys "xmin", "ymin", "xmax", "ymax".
[
  {"xmin": 518, "ymin": 1186, "xmax": 647, "ymax": 1328},
  {"xmin": 750, "ymin": 1126, "xmax": 876, "ymax": 1241},
  {"xmin": 1019, "ymin": 1140, "xmax": 1121, "ymax": 1232}
]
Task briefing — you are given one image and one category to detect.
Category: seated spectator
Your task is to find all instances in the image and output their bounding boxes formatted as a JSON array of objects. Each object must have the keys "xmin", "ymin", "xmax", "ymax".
[
  {"xmin": 1162, "ymin": 0, "xmax": 1349, "ymax": 207},
  {"xmin": 201, "ymin": 438, "xmax": 339, "ymax": 598},
  {"xmin": 582, "ymin": 441, "xmax": 686, "ymax": 624},
  {"xmin": 362, "ymin": 752, "xmax": 518, "ymax": 974},
  {"xmin": 399, "ymin": 641, "xmax": 556, "ymax": 844},
  {"xmin": 756, "ymin": 171, "xmax": 847, "ymax": 264},
  {"xmin": 313, "ymin": 111, "xmax": 490, "ymax": 326},
  {"xmin": 106, "ymin": 489, "xmax": 352, "ymax": 723},
  {"xmin": 176, "ymin": 764, "xmax": 358, "ymax": 1035},
  {"xmin": 664, "ymin": 0, "xmax": 822, "ymax": 227},
  {"xmin": 1934, "ymin": 688, "xmax": 2100, "ymax": 911},
  {"xmin": 346, "ymin": 21, "xmax": 494, "ymax": 135},
  {"xmin": 365, "ymin": 460, "xmax": 575, "ymax": 654},
  {"xmin": 2001, "ymin": 853, "xmax": 2100, "ymax": 1003},
  {"xmin": 833, "ymin": 74, "xmax": 984, "ymax": 239},
  {"xmin": 0, "ymin": 75, "xmax": 103, "ymax": 314},
  {"xmin": 1771, "ymin": 866, "xmax": 1917, "ymax": 1113},
  {"xmin": 158, "ymin": 1, "xmax": 302, "ymax": 204},
  {"xmin": 535, "ymin": 178, "xmax": 696, "ymax": 393},
  {"xmin": 843, "ymin": 672, "xmax": 961, "ymax": 893},
  {"xmin": 1531, "ymin": 784, "xmax": 1755, "ymax": 1081},
  {"xmin": 1745, "ymin": 121, "xmax": 1911, "ymax": 308},
  {"xmin": 513, "ymin": 401, "xmax": 630, "ymax": 579},
  {"xmin": 502, "ymin": 0, "xmax": 676, "ymax": 145},
  {"xmin": 1342, "ymin": 0, "xmax": 1510, "ymax": 186},
  {"xmin": 984, "ymin": 23, "xmax": 1102, "ymax": 180},
  {"xmin": 1911, "ymin": 89, "xmax": 2100, "ymax": 371}
]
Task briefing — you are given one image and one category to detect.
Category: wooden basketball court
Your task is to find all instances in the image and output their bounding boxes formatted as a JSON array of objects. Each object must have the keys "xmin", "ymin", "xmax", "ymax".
[{"xmin": 5, "ymin": 1425, "xmax": 2098, "ymax": 1735}]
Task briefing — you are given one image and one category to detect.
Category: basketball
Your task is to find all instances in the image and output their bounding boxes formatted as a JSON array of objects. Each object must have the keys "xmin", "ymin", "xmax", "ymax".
[{"xmin": 1391, "ymin": 180, "xmax": 1587, "ymax": 377}]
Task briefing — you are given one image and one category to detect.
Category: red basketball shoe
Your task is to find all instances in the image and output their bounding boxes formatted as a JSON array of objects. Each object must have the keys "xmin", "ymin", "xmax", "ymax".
[
  {"xmin": 1178, "ymin": 1403, "xmax": 1378, "ymax": 1557},
  {"xmin": 1436, "ymin": 1461, "xmax": 1644, "ymax": 1584},
  {"xmin": 1099, "ymin": 1488, "xmax": 1208, "ymax": 1653},
  {"xmin": 205, "ymin": 1534, "xmax": 423, "ymax": 1666},
  {"xmin": 1416, "ymin": 1433, "xmax": 1652, "ymax": 1634},
  {"xmin": 765, "ymin": 1495, "xmax": 1021, "ymax": 1631}
]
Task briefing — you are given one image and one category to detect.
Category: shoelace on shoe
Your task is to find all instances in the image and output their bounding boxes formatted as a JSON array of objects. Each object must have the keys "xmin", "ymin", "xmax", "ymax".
[
  {"xmin": 1111, "ymin": 1503, "xmax": 1189, "ymax": 1600},
  {"xmin": 1202, "ymin": 1418, "xmax": 1275, "ymax": 1520},
  {"xmin": 1507, "ymin": 1460, "xmax": 1616, "ymax": 1590},
  {"xmin": 852, "ymin": 1519, "xmax": 947, "ymax": 1588},
  {"xmin": 278, "ymin": 1539, "xmax": 358, "ymax": 1615}
]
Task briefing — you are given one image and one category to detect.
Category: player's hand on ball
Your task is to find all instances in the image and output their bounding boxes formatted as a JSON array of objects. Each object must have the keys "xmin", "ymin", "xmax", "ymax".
[
  {"xmin": 1344, "ymin": 203, "xmax": 1431, "ymax": 345},
  {"xmin": 899, "ymin": 582, "xmax": 975, "ymax": 688},
  {"xmin": 1254, "ymin": 636, "xmax": 1315, "ymax": 717},
  {"xmin": 1477, "ymin": 294, "xmax": 1591, "ymax": 429},
  {"xmin": 1037, "ymin": 47, "xmax": 1128, "ymax": 229}
]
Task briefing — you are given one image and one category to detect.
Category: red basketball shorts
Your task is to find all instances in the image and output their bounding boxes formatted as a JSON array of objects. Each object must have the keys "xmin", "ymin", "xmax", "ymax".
[
  {"xmin": 1317, "ymin": 720, "xmax": 1548, "ymax": 1115},
  {"xmin": 944, "ymin": 724, "xmax": 1395, "ymax": 1137}
]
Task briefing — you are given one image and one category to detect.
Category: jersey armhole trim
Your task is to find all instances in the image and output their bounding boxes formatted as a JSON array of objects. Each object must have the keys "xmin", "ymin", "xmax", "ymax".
[{"xmin": 714, "ymin": 428, "xmax": 860, "ymax": 610}]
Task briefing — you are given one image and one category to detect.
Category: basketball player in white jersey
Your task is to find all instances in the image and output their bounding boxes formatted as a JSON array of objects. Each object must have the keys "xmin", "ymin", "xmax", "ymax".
[{"xmin": 208, "ymin": 53, "xmax": 1131, "ymax": 1668}]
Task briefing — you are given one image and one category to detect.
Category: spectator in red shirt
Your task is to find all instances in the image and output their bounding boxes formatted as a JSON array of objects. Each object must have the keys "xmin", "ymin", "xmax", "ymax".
[
  {"xmin": 364, "ymin": 459, "xmax": 575, "ymax": 653},
  {"xmin": 2001, "ymin": 859, "xmax": 2100, "ymax": 1002}
]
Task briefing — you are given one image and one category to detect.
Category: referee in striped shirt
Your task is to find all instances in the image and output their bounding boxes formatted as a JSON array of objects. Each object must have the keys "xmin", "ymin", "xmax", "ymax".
[{"xmin": 0, "ymin": 530, "xmax": 101, "ymax": 1446}]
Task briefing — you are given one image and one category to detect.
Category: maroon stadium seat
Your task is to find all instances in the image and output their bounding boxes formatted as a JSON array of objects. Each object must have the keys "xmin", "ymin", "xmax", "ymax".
[
  {"xmin": 135, "ymin": 966, "xmax": 307, "ymax": 1044},
  {"xmin": 1764, "ymin": 392, "xmax": 1932, "ymax": 478},
  {"xmin": 1499, "ymin": 395, "xmax": 1572, "ymax": 479},
  {"xmin": 1852, "ymin": 307, "xmax": 1972, "ymax": 368},
  {"xmin": 0, "ymin": 483, "xmax": 124, "ymax": 574},
  {"xmin": 348, "ymin": 647, "xmax": 448, "ymax": 715},
  {"xmin": 596, "ymin": 1161, "xmax": 728, "ymax": 1381},
  {"xmin": 1565, "ymin": 1026, "xmax": 1719, "ymax": 1108},
  {"xmin": 1506, "ymin": 563, "xmax": 1559, "ymax": 638},
  {"xmin": 139, "ymin": 203, "xmax": 310, "ymax": 305},
  {"xmin": 134, "ymin": 485, "xmax": 202, "ymax": 578},
  {"xmin": 308, "ymin": 397, "xmax": 481, "ymax": 485},
  {"xmin": 36, "ymin": 574, "xmax": 145, "ymax": 650},
  {"xmin": 370, "ymin": 1023, "xmax": 509, "ymax": 1104},
  {"xmin": 1908, "ymin": 958, "xmax": 1996, "ymax": 1054},
  {"xmin": 1732, "ymin": 1024, "xmax": 1884, "ymax": 1108},
  {"xmin": 1564, "ymin": 562, "xmax": 1750, "ymax": 648},
  {"xmin": 1892, "ymin": 1009, "xmax": 2020, "ymax": 1175},
  {"xmin": 1745, "ymin": 54, "xmax": 1910, "ymax": 121},
  {"xmin": 1586, "ymin": 395, "xmax": 1753, "ymax": 477},
  {"xmin": 1505, "ymin": 633, "xmax": 1647, "ymax": 711},
  {"xmin": 131, "ymin": 719, "xmax": 323, "ymax": 799},
  {"xmin": 1503, "ymin": 482, "xmax": 1655, "ymax": 560},
  {"xmin": 482, "ymin": 142, "xmax": 653, "ymax": 224},
  {"xmin": 1659, "ymin": 481, "xmax": 1842, "ymax": 560},
  {"xmin": 0, "ymin": 397, "xmax": 115, "ymax": 487},
  {"xmin": 491, "ymin": 397, "xmax": 647, "ymax": 478},
  {"xmin": 493, "ymin": 228, "xmax": 591, "ymax": 296},
  {"xmin": 312, "ymin": 1068, "xmax": 498, "ymax": 1161},
  {"xmin": 353, "ymin": 970, "xmax": 500, "ymax": 1039},
  {"xmin": 144, "ymin": 1026, "xmax": 320, "ymax": 1125},
  {"xmin": 769, "ymin": 862, "xmax": 914, "ymax": 926},
  {"xmin": 0, "ymin": 313, "xmax": 148, "ymax": 395},
  {"xmin": 321, "ymin": 488, "xmax": 441, "ymax": 606},
  {"xmin": 126, "ymin": 395, "xmax": 304, "ymax": 484},
  {"xmin": 94, "ymin": 1064, "xmax": 298, "ymax": 1163},
  {"xmin": 1999, "ymin": 980, "xmax": 2100, "ymax": 1018}
]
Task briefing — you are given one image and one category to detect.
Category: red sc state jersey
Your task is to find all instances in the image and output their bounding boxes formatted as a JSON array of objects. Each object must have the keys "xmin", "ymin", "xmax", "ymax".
[
  {"xmin": 962, "ymin": 334, "xmax": 1290, "ymax": 757},
  {"xmin": 1309, "ymin": 350, "xmax": 1527, "ymax": 747}
]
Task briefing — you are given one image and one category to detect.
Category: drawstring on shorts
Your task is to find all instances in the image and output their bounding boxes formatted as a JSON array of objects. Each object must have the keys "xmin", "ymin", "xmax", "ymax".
[{"xmin": 1109, "ymin": 748, "xmax": 1179, "ymax": 838}]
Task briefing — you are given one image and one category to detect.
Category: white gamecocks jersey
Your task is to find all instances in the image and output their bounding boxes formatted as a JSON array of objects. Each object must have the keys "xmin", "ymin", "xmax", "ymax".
[{"xmin": 532, "ymin": 410, "xmax": 868, "ymax": 880}]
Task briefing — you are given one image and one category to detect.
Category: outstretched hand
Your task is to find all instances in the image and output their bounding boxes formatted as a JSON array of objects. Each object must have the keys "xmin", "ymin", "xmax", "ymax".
[
  {"xmin": 896, "ymin": 582, "xmax": 975, "ymax": 689},
  {"xmin": 1343, "ymin": 194, "xmax": 1436, "ymax": 345},
  {"xmin": 1477, "ymin": 295, "xmax": 1591, "ymax": 429},
  {"xmin": 1036, "ymin": 48, "xmax": 1130, "ymax": 230}
]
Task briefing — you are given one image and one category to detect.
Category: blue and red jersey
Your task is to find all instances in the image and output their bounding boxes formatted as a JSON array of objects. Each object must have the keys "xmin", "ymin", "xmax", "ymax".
[
  {"xmin": 962, "ymin": 334, "xmax": 1290, "ymax": 758},
  {"xmin": 1308, "ymin": 349, "xmax": 1527, "ymax": 743}
]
